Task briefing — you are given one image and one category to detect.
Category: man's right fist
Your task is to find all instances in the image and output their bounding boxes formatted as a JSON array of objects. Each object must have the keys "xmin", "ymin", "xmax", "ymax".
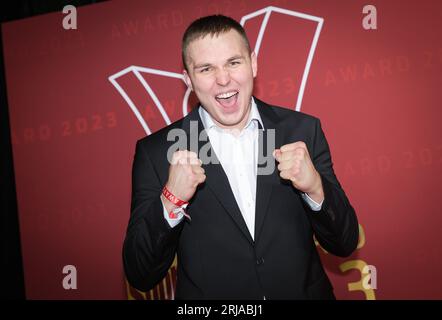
[{"xmin": 163, "ymin": 150, "xmax": 206, "ymax": 205}]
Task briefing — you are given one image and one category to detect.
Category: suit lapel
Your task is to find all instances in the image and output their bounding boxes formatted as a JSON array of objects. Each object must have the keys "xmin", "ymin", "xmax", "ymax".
[
  {"xmin": 181, "ymin": 107, "xmax": 254, "ymax": 244},
  {"xmin": 254, "ymin": 99, "xmax": 284, "ymax": 243},
  {"xmin": 181, "ymin": 99, "xmax": 283, "ymax": 244}
]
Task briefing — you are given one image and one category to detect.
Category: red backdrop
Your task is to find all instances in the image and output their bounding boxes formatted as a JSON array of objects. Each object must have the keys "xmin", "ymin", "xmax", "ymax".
[{"xmin": 2, "ymin": 0, "xmax": 441, "ymax": 299}]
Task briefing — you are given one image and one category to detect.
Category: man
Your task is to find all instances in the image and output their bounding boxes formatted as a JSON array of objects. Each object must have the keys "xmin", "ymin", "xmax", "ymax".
[{"xmin": 123, "ymin": 15, "xmax": 358, "ymax": 299}]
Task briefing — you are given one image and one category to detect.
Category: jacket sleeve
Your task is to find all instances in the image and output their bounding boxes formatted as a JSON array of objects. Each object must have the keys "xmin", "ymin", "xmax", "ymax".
[
  {"xmin": 307, "ymin": 119, "xmax": 359, "ymax": 257},
  {"xmin": 122, "ymin": 140, "xmax": 183, "ymax": 291}
]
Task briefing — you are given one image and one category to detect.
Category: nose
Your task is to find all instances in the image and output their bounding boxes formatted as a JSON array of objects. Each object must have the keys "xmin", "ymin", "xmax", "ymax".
[{"xmin": 215, "ymin": 67, "xmax": 231, "ymax": 86}]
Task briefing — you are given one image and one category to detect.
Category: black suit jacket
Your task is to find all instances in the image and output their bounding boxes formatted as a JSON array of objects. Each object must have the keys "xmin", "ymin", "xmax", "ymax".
[{"xmin": 123, "ymin": 98, "xmax": 359, "ymax": 299}]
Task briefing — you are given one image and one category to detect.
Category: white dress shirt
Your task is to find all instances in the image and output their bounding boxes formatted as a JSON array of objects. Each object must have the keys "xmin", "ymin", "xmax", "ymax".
[{"xmin": 162, "ymin": 98, "xmax": 323, "ymax": 235}]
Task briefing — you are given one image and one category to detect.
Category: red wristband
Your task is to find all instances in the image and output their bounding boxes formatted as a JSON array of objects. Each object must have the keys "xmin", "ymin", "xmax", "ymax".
[{"xmin": 162, "ymin": 186, "xmax": 188, "ymax": 207}]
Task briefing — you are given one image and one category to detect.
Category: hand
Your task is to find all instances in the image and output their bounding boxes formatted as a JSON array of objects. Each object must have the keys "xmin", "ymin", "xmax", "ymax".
[
  {"xmin": 273, "ymin": 141, "xmax": 324, "ymax": 203},
  {"xmin": 162, "ymin": 150, "xmax": 206, "ymax": 210}
]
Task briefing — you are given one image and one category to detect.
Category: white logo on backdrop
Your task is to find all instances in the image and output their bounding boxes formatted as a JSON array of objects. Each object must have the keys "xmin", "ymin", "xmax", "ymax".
[{"xmin": 108, "ymin": 6, "xmax": 323, "ymax": 135}]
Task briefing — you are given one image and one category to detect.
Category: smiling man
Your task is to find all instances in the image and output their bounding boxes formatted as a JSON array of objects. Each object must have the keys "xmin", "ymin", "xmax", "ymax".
[
  {"xmin": 123, "ymin": 15, "xmax": 359, "ymax": 299},
  {"xmin": 182, "ymin": 24, "xmax": 257, "ymax": 131}
]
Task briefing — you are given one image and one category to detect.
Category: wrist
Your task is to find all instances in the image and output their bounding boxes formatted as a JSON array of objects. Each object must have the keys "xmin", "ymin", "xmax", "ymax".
[
  {"xmin": 162, "ymin": 185, "xmax": 188, "ymax": 206},
  {"xmin": 161, "ymin": 194, "xmax": 179, "ymax": 213},
  {"xmin": 161, "ymin": 186, "xmax": 191, "ymax": 221},
  {"xmin": 306, "ymin": 173, "xmax": 324, "ymax": 202}
]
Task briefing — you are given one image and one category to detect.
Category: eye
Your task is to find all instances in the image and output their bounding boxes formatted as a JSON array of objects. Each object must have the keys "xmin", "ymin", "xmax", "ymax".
[
  {"xmin": 230, "ymin": 60, "xmax": 241, "ymax": 66},
  {"xmin": 200, "ymin": 67, "xmax": 211, "ymax": 73}
]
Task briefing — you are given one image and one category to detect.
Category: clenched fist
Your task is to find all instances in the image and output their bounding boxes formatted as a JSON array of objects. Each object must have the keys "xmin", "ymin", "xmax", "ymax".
[
  {"xmin": 273, "ymin": 141, "xmax": 324, "ymax": 203},
  {"xmin": 162, "ymin": 150, "xmax": 206, "ymax": 211}
]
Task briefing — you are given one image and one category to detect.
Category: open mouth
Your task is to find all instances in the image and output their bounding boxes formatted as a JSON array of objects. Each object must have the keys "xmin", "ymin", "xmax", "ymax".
[{"xmin": 215, "ymin": 91, "xmax": 239, "ymax": 109}]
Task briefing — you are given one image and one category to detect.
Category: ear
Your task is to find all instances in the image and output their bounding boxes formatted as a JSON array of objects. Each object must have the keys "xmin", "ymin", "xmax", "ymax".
[
  {"xmin": 183, "ymin": 70, "xmax": 193, "ymax": 91},
  {"xmin": 251, "ymin": 51, "xmax": 258, "ymax": 78}
]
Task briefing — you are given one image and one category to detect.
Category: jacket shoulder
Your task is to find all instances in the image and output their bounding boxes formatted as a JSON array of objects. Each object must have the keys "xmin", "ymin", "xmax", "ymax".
[
  {"xmin": 269, "ymin": 104, "xmax": 319, "ymax": 125},
  {"xmin": 255, "ymin": 97, "xmax": 320, "ymax": 127}
]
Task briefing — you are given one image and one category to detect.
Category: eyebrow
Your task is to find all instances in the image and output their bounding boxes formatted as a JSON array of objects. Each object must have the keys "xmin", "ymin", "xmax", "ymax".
[
  {"xmin": 227, "ymin": 55, "xmax": 245, "ymax": 62},
  {"xmin": 193, "ymin": 55, "xmax": 246, "ymax": 70}
]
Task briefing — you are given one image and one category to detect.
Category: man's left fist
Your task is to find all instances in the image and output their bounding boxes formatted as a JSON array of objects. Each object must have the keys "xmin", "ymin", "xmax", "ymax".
[{"xmin": 273, "ymin": 141, "xmax": 324, "ymax": 202}]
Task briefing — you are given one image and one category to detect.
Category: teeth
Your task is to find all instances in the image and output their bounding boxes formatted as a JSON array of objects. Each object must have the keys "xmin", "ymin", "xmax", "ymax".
[{"xmin": 216, "ymin": 91, "xmax": 237, "ymax": 99}]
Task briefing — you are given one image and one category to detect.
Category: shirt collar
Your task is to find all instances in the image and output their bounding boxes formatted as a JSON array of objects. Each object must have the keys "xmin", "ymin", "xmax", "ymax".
[{"xmin": 198, "ymin": 97, "xmax": 265, "ymax": 132}]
